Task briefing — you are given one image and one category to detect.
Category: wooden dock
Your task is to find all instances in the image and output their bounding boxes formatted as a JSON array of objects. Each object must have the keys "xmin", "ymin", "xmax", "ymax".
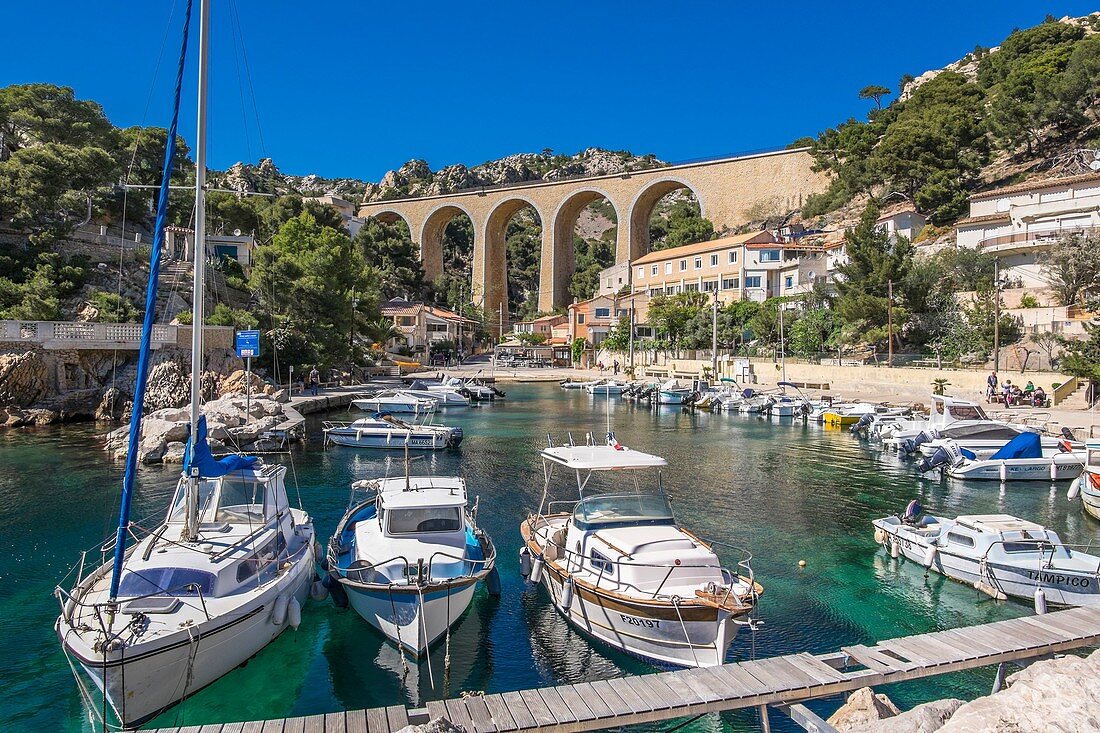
[{"xmin": 145, "ymin": 606, "xmax": 1100, "ymax": 733}]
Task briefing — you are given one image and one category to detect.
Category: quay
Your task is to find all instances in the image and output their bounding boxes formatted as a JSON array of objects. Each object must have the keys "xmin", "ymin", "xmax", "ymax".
[{"xmin": 145, "ymin": 606, "xmax": 1100, "ymax": 733}]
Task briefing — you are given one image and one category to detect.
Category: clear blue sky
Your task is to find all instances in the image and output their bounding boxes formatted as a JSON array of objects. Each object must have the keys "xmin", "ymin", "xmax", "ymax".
[{"xmin": 2, "ymin": 1, "xmax": 1098, "ymax": 181}]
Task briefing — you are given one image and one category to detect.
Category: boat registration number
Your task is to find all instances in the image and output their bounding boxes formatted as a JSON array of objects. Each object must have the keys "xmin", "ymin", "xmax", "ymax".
[{"xmin": 619, "ymin": 613, "xmax": 660, "ymax": 628}]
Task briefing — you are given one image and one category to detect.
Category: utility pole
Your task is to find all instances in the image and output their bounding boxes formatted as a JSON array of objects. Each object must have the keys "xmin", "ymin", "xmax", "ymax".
[
  {"xmin": 887, "ymin": 279, "xmax": 893, "ymax": 367},
  {"xmin": 711, "ymin": 289, "xmax": 719, "ymax": 380},
  {"xmin": 628, "ymin": 303, "xmax": 635, "ymax": 371},
  {"xmin": 993, "ymin": 258, "xmax": 1001, "ymax": 372},
  {"xmin": 778, "ymin": 299, "xmax": 787, "ymax": 383},
  {"xmin": 498, "ymin": 301, "xmax": 504, "ymax": 342}
]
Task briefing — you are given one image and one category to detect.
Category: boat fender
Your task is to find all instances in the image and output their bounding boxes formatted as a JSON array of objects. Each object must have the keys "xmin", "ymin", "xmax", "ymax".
[
  {"xmin": 1000, "ymin": 461, "xmax": 1008, "ymax": 483},
  {"xmin": 272, "ymin": 594, "xmax": 290, "ymax": 626},
  {"xmin": 519, "ymin": 547, "xmax": 533, "ymax": 577},
  {"xmin": 322, "ymin": 573, "xmax": 350, "ymax": 609},
  {"xmin": 310, "ymin": 579, "xmax": 329, "ymax": 601},
  {"xmin": 1034, "ymin": 587, "xmax": 1048, "ymax": 615},
  {"xmin": 530, "ymin": 556, "xmax": 545, "ymax": 584},
  {"xmin": 1051, "ymin": 458, "xmax": 1059, "ymax": 482},
  {"xmin": 560, "ymin": 578, "xmax": 575, "ymax": 611},
  {"xmin": 890, "ymin": 538, "xmax": 900, "ymax": 559},
  {"xmin": 922, "ymin": 545, "xmax": 937, "ymax": 569},
  {"xmin": 287, "ymin": 597, "xmax": 302, "ymax": 630},
  {"xmin": 1069, "ymin": 477, "xmax": 1082, "ymax": 500},
  {"xmin": 873, "ymin": 527, "xmax": 886, "ymax": 546},
  {"xmin": 486, "ymin": 567, "xmax": 502, "ymax": 597}
]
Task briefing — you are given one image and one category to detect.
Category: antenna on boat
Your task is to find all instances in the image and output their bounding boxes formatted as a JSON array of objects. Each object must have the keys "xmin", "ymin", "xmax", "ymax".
[{"xmin": 404, "ymin": 433, "xmax": 411, "ymax": 492}]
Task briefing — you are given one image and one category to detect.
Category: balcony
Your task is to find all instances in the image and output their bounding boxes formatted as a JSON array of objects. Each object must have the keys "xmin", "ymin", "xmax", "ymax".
[
  {"xmin": 0, "ymin": 320, "xmax": 234, "ymax": 350},
  {"xmin": 978, "ymin": 226, "xmax": 1100, "ymax": 256}
]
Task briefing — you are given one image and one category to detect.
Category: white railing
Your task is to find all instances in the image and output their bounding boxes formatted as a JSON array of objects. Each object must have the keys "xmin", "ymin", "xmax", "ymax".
[{"xmin": 0, "ymin": 320, "xmax": 175, "ymax": 349}]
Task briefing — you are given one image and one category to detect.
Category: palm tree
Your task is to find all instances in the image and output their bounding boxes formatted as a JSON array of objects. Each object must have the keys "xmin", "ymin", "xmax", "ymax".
[{"xmin": 363, "ymin": 318, "xmax": 405, "ymax": 348}]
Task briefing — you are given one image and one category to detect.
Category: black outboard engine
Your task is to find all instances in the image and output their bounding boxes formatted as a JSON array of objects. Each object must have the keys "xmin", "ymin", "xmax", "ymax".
[
  {"xmin": 902, "ymin": 499, "xmax": 923, "ymax": 525},
  {"xmin": 901, "ymin": 430, "xmax": 934, "ymax": 455},
  {"xmin": 918, "ymin": 446, "xmax": 952, "ymax": 473},
  {"xmin": 849, "ymin": 413, "xmax": 874, "ymax": 434}
]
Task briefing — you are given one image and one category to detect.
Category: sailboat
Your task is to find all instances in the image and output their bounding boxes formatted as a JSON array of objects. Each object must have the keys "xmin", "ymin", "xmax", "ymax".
[{"xmin": 54, "ymin": 3, "xmax": 317, "ymax": 726}]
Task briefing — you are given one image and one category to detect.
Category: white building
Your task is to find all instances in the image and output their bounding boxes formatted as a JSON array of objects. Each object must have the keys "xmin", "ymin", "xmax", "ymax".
[
  {"xmin": 876, "ymin": 206, "xmax": 927, "ymax": 242},
  {"xmin": 597, "ymin": 261, "xmax": 631, "ymax": 297},
  {"xmin": 956, "ymin": 171, "xmax": 1100, "ymax": 289},
  {"xmin": 305, "ymin": 195, "xmax": 367, "ymax": 238}
]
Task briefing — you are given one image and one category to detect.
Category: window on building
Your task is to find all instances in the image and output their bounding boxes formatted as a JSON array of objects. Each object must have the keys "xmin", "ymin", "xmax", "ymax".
[
  {"xmin": 784, "ymin": 275, "xmax": 794, "ymax": 290},
  {"xmin": 594, "ymin": 307, "xmax": 611, "ymax": 319},
  {"xmin": 577, "ymin": 314, "xmax": 585, "ymax": 324},
  {"xmin": 616, "ymin": 309, "xmax": 629, "ymax": 318},
  {"xmin": 665, "ymin": 262, "xmax": 673, "ymax": 275},
  {"xmin": 722, "ymin": 277, "xmax": 739, "ymax": 290},
  {"xmin": 694, "ymin": 257, "xmax": 702, "ymax": 269},
  {"xmin": 427, "ymin": 323, "xmax": 448, "ymax": 333},
  {"xmin": 399, "ymin": 316, "xmax": 415, "ymax": 326},
  {"xmin": 649, "ymin": 288, "xmax": 662, "ymax": 297},
  {"xmin": 759, "ymin": 250, "xmax": 780, "ymax": 262},
  {"xmin": 728, "ymin": 250, "xmax": 738, "ymax": 264},
  {"xmin": 606, "ymin": 278, "xmax": 612, "ymax": 288},
  {"xmin": 637, "ymin": 267, "xmax": 644, "ymax": 279},
  {"xmin": 679, "ymin": 260, "xmax": 687, "ymax": 271},
  {"xmin": 703, "ymin": 280, "xmax": 718, "ymax": 292},
  {"xmin": 652, "ymin": 265, "xmax": 659, "ymax": 276},
  {"xmin": 685, "ymin": 283, "xmax": 699, "ymax": 292},
  {"xmin": 710, "ymin": 254, "xmax": 719, "ymax": 267},
  {"xmin": 745, "ymin": 276, "xmax": 762, "ymax": 288},
  {"xmin": 635, "ymin": 326, "xmax": 654, "ymax": 338}
]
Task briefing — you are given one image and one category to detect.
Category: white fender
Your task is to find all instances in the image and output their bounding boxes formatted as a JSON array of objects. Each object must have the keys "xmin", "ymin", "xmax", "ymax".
[
  {"xmin": 287, "ymin": 597, "xmax": 302, "ymax": 630},
  {"xmin": 1051, "ymin": 458, "xmax": 1059, "ymax": 482},
  {"xmin": 560, "ymin": 578, "xmax": 575, "ymax": 611},
  {"xmin": 1034, "ymin": 587, "xmax": 1048, "ymax": 615},
  {"xmin": 310, "ymin": 579, "xmax": 329, "ymax": 601},
  {"xmin": 530, "ymin": 556, "xmax": 544, "ymax": 584},
  {"xmin": 922, "ymin": 545, "xmax": 938, "ymax": 569},
  {"xmin": 1000, "ymin": 461, "xmax": 1008, "ymax": 483},
  {"xmin": 890, "ymin": 538, "xmax": 900, "ymax": 559},
  {"xmin": 1069, "ymin": 477, "xmax": 1082, "ymax": 500},
  {"xmin": 272, "ymin": 593, "xmax": 290, "ymax": 626}
]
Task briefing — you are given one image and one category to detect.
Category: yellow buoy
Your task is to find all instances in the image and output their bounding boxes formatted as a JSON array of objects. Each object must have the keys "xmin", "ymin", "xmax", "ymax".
[{"xmin": 798, "ymin": 560, "xmax": 807, "ymax": 568}]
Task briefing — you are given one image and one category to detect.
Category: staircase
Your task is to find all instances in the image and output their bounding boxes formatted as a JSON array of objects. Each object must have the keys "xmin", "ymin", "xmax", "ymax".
[{"xmin": 1059, "ymin": 382, "xmax": 1093, "ymax": 409}]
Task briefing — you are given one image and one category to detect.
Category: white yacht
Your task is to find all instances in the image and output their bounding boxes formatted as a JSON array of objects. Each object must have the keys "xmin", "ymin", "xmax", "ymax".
[
  {"xmin": 323, "ymin": 413, "xmax": 463, "ymax": 450},
  {"xmin": 918, "ymin": 432, "xmax": 1084, "ymax": 482},
  {"xmin": 873, "ymin": 508, "xmax": 1100, "ymax": 607},
  {"xmin": 400, "ymin": 379, "xmax": 471, "ymax": 407},
  {"xmin": 55, "ymin": 9, "xmax": 316, "ymax": 723},
  {"xmin": 326, "ymin": 475, "xmax": 498, "ymax": 656},
  {"xmin": 353, "ymin": 390, "xmax": 439, "ymax": 414},
  {"xmin": 519, "ymin": 435, "xmax": 760, "ymax": 667}
]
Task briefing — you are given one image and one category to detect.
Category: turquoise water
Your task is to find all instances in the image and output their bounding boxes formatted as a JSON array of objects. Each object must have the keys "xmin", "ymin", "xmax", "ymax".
[{"xmin": 2, "ymin": 383, "xmax": 1094, "ymax": 732}]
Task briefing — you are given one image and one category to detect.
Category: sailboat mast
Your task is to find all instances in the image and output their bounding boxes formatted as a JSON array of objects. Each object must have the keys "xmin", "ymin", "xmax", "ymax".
[{"xmin": 186, "ymin": 0, "xmax": 210, "ymax": 541}]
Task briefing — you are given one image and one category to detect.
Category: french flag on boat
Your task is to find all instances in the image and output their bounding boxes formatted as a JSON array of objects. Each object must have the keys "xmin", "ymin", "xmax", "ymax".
[{"xmin": 607, "ymin": 431, "xmax": 624, "ymax": 450}]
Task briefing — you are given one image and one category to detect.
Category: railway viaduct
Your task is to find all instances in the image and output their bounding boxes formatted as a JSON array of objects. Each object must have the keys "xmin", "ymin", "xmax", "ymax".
[{"xmin": 357, "ymin": 148, "xmax": 828, "ymax": 319}]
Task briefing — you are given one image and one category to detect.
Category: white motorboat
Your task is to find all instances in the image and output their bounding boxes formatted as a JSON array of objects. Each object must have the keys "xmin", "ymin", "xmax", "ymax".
[
  {"xmin": 873, "ymin": 507, "xmax": 1100, "ymax": 607},
  {"xmin": 353, "ymin": 390, "xmax": 439, "ymax": 414},
  {"xmin": 657, "ymin": 378, "xmax": 694, "ymax": 405},
  {"xmin": 875, "ymin": 395, "xmax": 988, "ymax": 444},
  {"xmin": 326, "ymin": 475, "xmax": 499, "ymax": 656},
  {"xmin": 323, "ymin": 413, "xmax": 463, "ymax": 450},
  {"xmin": 1069, "ymin": 439, "xmax": 1100, "ymax": 521},
  {"xmin": 586, "ymin": 380, "xmax": 628, "ymax": 395},
  {"xmin": 400, "ymin": 379, "xmax": 470, "ymax": 407},
  {"xmin": 55, "ymin": 14, "xmax": 317, "ymax": 725},
  {"xmin": 519, "ymin": 434, "xmax": 760, "ymax": 667},
  {"xmin": 914, "ymin": 428, "xmax": 1071, "ymax": 458},
  {"xmin": 560, "ymin": 378, "xmax": 595, "ymax": 390},
  {"xmin": 918, "ymin": 432, "xmax": 1084, "ymax": 482}
]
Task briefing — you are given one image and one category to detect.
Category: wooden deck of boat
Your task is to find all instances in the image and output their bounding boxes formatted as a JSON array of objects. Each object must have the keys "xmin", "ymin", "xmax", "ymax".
[{"xmin": 145, "ymin": 606, "xmax": 1100, "ymax": 733}]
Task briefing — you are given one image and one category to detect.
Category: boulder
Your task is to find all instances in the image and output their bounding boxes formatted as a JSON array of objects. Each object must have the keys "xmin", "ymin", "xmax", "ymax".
[
  {"xmin": 828, "ymin": 688, "xmax": 900, "ymax": 731},
  {"xmin": 394, "ymin": 718, "xmax": 466, "ymax": 733},
  {"xmin": 162, "ymin": 441, "xmax": 187, "ymax": 463},
  {"xmin": 144, "ymin": 360, "xmax": 189, "ymax": 411},
  {"xmin": 938, "ymin": 649, "xmax": 1100, "ymax": 733},
  {"xmin": 272, "ymin": 388, "xmax": 289, "ymax": 403},
  {"xmin": 0, "ymin": 351, "xmax": 52, "ymax": 406}
]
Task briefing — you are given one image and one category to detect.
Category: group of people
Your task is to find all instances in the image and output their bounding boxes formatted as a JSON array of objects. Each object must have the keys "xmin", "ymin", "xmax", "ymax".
[{"xmin": 985, "ymin": 371, "xmax": 1047, "ymax": 407}]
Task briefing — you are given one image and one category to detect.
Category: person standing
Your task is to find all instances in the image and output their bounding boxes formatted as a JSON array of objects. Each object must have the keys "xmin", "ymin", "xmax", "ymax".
[
  {"xmin": 309, "ymin": 366, "xmax": 320, "ymax": 396},
  {"xmin": 986, "ymin": 371, "xmax": 998, "ymax": 403}
]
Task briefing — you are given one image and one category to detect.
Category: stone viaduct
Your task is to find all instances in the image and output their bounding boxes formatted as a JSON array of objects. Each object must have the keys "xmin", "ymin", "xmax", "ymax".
[{"xmin": 357, "ymin": 148, "xmax": 828, "ymax": 322}]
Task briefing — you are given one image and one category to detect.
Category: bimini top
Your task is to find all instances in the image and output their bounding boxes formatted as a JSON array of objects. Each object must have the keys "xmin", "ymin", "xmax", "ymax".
[
  {"xmin": 376, "ymin": 475, "xmax": 467, "ymax": 509},
  {"xmin": 956, "ymin": 514, "xmax": 1046, "ymax": 535},
  {"xmin": 541, "ymin": 444, "xmax": 668, "ymax": 471}
]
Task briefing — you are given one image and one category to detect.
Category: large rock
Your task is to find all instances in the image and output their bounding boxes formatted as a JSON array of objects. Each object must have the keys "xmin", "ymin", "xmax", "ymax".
[
  {"xmin": 828, "ymin": 688, "xmax": 900, "ymax": 730},
  {"xmin": 829, "ymin": 688, "xmax": 963, "ymax": 733},
  {"xmin": 938, "ymin": 649, "xmax": 1100, "ymax": 733},
  {"xmin": 394, "ymin": 718, "xmax": 465, "ymax": 733},
  {"xmin": 0, "ymin": 351, "xmax": 52, "ymax": 406},
  {"xmin": 144, "ymin": 360, "xmax": 190, "ymax": 411}
]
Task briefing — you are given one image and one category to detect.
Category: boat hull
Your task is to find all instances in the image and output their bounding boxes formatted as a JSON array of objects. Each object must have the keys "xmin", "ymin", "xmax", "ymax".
[
  {"xmin": 59, "ymin": 544, "xmax": 315, "ymax": 727},
  {"xmin": 875, "ymin": 521, "xmax": 1100, "ymax": 607},
  {"xmin": 946, "ymin": 456, "xmax": 1083, "ymax": 482},
  {"xmin": 342, "ymin": 578, "xmax": 479, "ymax": 656},
  {"xmin": 325, "ymin": 430, "xmax": 455, "ymax": 450},
  {"xmin": 658, "ymin": 391, "xmax": 690, "ymax": 405}
]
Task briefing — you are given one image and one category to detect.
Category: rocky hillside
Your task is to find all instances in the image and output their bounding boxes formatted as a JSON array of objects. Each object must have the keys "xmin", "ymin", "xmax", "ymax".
[{"xmin": 211, "ymin": 158, "xmax": 367, "ymax": 199}]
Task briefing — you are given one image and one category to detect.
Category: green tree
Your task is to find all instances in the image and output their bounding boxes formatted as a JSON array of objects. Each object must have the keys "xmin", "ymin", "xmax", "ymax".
[
  {"xmin": 649, "ymin": 199, "xmax": 715, "ymax": 250},
  {"xmin": 354, "ymin": 218, "xmax": 426, "ymax": 300},
  {"xmin": 1062, "ymin": 319, "xmax": 1100, "ymax": 382},
  {"xmin": 788, "ymin": 307, "xmax": 838, "ymax": 356},
  {"xmin": 1041, "ymin": 232, "xmax": 1100, "ymax": 306},
  {"xmin": 88, "ymin": 289, "xmax": 139, "ymax": 323},
  {"xmin": 859, "ymin": 84, "xmax": 891, "ymax": 109},
  {"xmin": 646, "ymin": 292, "xmax": 708, "ymax": 348}
]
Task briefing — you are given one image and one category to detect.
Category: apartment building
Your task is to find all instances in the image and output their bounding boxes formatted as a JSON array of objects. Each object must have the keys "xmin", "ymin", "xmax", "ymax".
[
  {"xmin": 955, "ymin": 171, "xmax": 1100, "ymax": 288},
  {"xmin": 379, "ymin": 298, "xmax": 475, "ymax": 354},
  {"xmin": 628, "ymin": 231, "xmax": 777, "ymax": 303}
]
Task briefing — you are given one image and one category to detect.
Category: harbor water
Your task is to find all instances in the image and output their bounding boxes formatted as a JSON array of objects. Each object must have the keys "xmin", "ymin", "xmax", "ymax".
[{"xmin": 2, "ymin": 382, "xmax": 1092, "ymax": 732}]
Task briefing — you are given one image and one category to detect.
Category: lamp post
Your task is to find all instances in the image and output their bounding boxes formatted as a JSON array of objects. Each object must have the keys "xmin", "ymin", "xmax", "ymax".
[
  {"xmin": 711, "ymin": 288, "xmax": 719, "ymax": 380},
  {"xmin": 993, "ymin": 257, "xmax": 1001, "ymax": 372}
]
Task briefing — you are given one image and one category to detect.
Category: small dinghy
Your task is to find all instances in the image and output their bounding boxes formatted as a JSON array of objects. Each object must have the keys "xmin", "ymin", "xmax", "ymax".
[
  {"xmin": 326, "ymin": 472, "xmax": 499, "ymax": 657},
  {"xmin": 657, "ymin": 378, "xmax": 693, "ymax": 404},
  {"xmin": 873, "ymin": 504, "xmax": 1100, "ymax": 607},
  {"xmin": 586, "ymin": 380, "xmax": 628, "ymax": 395},
  {"xmin": 918, "ymin": 432, "xmax": 1084, "ymax": 482},
  {"xmin": 519, "ymin": 433, "xmax": 760, "ymax": 667},
  {"xmin": 323, "ymin": 413, "xmax": 463, "ymax": 450}
]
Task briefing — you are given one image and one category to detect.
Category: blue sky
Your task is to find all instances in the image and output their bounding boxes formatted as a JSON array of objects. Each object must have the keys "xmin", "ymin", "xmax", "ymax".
[{"xmin": 2, "ymin": 1, "xmax": 1098, "ymax": 181}]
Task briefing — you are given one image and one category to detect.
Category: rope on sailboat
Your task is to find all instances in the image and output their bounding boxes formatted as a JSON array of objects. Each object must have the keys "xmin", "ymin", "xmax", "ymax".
[
  {"xmin": 443, "ymin": 586, "xmax": 452, "ymax": 696},
  {"xmin": 670, "ymin": 596, "xmax": 700, "ymax": 667},
  {"xmin": 388, "ymin": 585, "xmax": 410, "ymax": 680},
  {"xmin": 418, "ymin": 584, "xmax": 436, "ymax": 690}
]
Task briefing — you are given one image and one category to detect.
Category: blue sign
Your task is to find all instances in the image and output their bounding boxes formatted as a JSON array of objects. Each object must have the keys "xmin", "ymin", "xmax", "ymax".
[{"xmin": 235, "ymin": 330, "xmax": 260, "ymax": 358}]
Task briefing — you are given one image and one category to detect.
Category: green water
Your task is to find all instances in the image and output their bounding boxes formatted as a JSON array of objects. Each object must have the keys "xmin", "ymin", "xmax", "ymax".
[{"xmin": 2, "ymin": 383, "xmax": 1094, "ymax": 732}]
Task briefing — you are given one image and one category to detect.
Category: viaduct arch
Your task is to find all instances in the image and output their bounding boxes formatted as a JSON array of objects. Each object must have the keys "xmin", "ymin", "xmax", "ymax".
[{"xmin": 358, "ymin": 148, "xmax": 828, "ymax": 321}]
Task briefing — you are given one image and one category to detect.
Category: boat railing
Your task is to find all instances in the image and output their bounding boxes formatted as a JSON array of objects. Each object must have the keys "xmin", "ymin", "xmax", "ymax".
[
  {"xmin": 526, "ymin": 515, "xmax": 757, "ymax": 608},
  {"xmin": 333, "ymin": 540, "xmax": 497, "ymax": 587},
  {"xmin": 427, "ymin": 534, "xmax": 498, "ymax": 578},
  {"xmin": 56, "ymin": 579, "xmax": 213, "ymax": 628},
  {"xmin": 981, "ymin": 538, "xmax": 1100, "ymax": 575}
]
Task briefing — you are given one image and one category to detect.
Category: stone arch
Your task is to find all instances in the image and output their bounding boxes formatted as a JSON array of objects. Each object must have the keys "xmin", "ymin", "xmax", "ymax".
[
  {"xmin": 420, "ymin": 203, "xmax": 474, "ymax": 284},
  {"xmin": 546, "ymin": 188, "xmax": 620, "ymax": 310},
  {"xmin": 481, "ymin": 195, "xmax": 544, "ymax": 334},
  {"xmin": 626, "ymin": 177, "xmax": 703, "ymax": 262},
  {"xmin": 367, "ymin": 209, "xmax": 411, "ymax": 228}
]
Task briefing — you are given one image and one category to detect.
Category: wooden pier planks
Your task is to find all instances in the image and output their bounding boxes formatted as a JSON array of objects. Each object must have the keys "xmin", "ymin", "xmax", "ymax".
[{"xmin": 145, "ymin": 606, "xmax": 1100, "ymax": 733}]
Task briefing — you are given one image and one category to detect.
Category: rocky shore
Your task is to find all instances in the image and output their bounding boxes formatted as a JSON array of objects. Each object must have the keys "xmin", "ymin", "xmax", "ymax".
[{"xmin": 828, "ymin": 650, "xmax": 1100, "ymax": 732}]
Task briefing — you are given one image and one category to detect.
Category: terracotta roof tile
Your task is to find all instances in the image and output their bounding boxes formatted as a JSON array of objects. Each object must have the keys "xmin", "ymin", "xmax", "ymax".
[
  {"xmin": 956, "ymin": 212, "xmax": 1012, "ymax": 226},
  {"xmin": 632, "ymin": 231, "xmax": 775, "ymax": 265},
  {"xmin": 969, "ymin": 171, "xmax": 1100, "ymax": 201}
]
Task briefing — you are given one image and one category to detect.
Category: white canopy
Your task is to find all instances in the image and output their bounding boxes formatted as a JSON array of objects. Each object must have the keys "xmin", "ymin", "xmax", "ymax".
[
  {"xmin": 541, "ymin": 444, "xmax": 668, "ymax": 471},
  {"xmin": 957, "ymin": 514, "xmax": 1045, "ymax": 534}
]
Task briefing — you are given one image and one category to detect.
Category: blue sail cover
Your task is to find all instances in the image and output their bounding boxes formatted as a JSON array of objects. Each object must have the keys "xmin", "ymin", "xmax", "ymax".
[
  {"xmin": 183, "ymin": 416, "xmax": 259, "ymax": 477},
  {"xmin": 108, "ymin": 0, "xmax": 194, "ymax": 602},
  {"xmin": 989, "ymin": 431, "xmax": 1043, "ymax": 460}
]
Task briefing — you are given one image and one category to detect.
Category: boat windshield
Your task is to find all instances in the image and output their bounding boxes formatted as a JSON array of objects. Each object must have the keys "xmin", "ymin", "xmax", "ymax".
[
  {"xmin": 574, "ymin": 493, "xmax": 675, "ymax": 528},
  {"xmin": 387, "ymin": 506, "xmax": 463, "ymax": 534},
  {"xmin": 947, "ymin": 404, "xmax": 989, "ymax": 420},
  {"xmin": 167, "ymin": 475, "xmax": 271, "ymax": 523},
  {"xmin": 117, "ymin": 567, "xmax": 216, "ymax": 598}
]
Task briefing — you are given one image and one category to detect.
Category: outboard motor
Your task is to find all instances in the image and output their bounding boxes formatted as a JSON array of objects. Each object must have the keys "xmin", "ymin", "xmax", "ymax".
[
  {"xmin": 902, "ymin": 499, "xmax": 923, "ymax": 525},
  {"xmin": 849, "ymin": 413, "xmax": 874, "ymax": 435},
  {"xmin": 901, "ymin": 430, "xmax": 934, "ymax": 455},
  {"xmin": 917, "ymin": 439, "xmax": 966, "ymax": 473}
]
